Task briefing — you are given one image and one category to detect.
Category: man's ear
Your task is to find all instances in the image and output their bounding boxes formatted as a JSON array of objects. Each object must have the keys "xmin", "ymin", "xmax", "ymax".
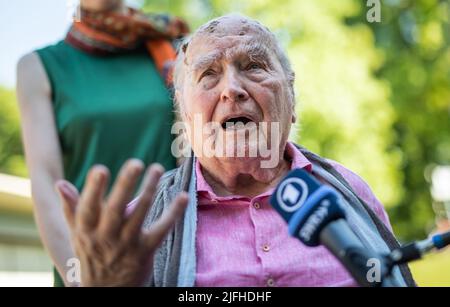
[
  {"xmin": 291, "ymin": 107, "xmax": 297, "ymax": 123},
  {"xmin": 290, "ymin": 93, "xmax": 296, "ymax": 124},
  {"xmin": 289, "ymin": 71, "xmax": 295, "ymax": 87},
  {"xmin": 288, "ymin": 71, "xmax": 295, "ymax": 94},
  {"xmin": 288, "ymin": 71, "xmax": 296, "ymax": 124}
]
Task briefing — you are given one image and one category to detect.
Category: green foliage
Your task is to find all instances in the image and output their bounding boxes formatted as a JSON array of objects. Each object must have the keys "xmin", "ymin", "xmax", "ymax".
[
  {"xmin": 0, "ymin": 86, "xmax": 27, "ymax": 177},
  {"xmin": 364, "ymin": 0, "xmax": 450, "ymax": 240}
]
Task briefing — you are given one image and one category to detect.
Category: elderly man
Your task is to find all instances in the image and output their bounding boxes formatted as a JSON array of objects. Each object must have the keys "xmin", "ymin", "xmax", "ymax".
[{"xmin": 55, "ymin": 14, "xmax": 415, "ymax": 287}]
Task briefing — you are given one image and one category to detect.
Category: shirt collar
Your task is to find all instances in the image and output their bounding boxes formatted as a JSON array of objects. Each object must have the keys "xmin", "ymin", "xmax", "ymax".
[{"xmin": 195, "ymin": 142, "xmax": 312, "ymax": 200}]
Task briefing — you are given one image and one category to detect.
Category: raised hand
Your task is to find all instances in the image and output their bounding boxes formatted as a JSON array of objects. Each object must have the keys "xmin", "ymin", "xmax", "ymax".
[{"xmin": 55, "ymin": 160, "xmax": 188, "ymax": 286}]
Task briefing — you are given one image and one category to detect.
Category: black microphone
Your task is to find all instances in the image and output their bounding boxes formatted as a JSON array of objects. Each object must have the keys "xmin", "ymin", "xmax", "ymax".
[{"xmin": 270, "ymin": 168, "xmax": 392, "ymax": 287}]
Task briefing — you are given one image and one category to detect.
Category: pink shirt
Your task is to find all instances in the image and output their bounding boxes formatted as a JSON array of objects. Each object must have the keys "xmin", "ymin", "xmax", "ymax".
[{"xmin": 195, "ymin": 142, "xmax": 392, "ymax": 287}]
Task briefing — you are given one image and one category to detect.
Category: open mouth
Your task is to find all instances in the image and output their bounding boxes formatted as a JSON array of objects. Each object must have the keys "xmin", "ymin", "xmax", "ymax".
[{"xmin": 221, "ymin": 116, "xmax": 255, "ymax": 130}]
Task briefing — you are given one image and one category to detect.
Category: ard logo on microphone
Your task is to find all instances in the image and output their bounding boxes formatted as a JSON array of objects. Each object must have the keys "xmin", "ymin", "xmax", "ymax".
[
  {"xmin": 270, "ymin": 168, "xmax": 345, "ymax": 246},
  {"xmin": 276, "ymin": 177, "xmax": 309, "ymax": 213}
]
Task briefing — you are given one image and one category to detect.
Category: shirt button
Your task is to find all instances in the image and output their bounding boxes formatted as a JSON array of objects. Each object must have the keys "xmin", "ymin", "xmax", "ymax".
[
  {"xmin": 253, "ymin": 202, "xmax": 261, "ymax": 209},
  {"xmin": 266, "ymin": 278, "xmax": 276, "ymax": 287},
  {"xmin": 262, "ymin": 244, "xmax": 270, "ymax": 252}
]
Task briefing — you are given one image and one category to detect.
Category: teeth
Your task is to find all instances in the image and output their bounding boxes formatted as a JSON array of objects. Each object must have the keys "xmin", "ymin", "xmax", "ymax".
[{"xmin": 221, "ymin": 117, "xmax": 253, "ymax": 129}]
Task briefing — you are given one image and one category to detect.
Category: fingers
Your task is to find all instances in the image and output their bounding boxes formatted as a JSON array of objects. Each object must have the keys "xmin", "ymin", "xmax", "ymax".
[
  {"xmin": 77, "ymin": 165, "xmax": 110, "ymax": 232},
  {"xmin": 122, "ymin": 164, "xmax": 165, "ymax": 240},
  {"xmin": 144, "ymin": 192, "xmax": 189, "ymax": 250},
  {"xmin": 99, "ymin": 159, "xmax": 144, "ymax": 236},
  {"xmin": 55, "ymin": 180, "xmax": 80, "ymax": 230}
]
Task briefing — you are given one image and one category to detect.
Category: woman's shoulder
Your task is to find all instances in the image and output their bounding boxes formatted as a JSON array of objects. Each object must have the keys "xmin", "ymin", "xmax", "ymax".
[
  {"xmin": 16, "ymin": 51, "xmax": 51, "ymax": 99},
  {"xmin": 34, "ymin": 40, "xmax": 67, "ymax": 57},
  {"xmin": 17, "ymin": 41, "xmax": 67, "ymax": 77},
  {"xmin": 34, "ymin": 40, "xmax": 81, "ymax": 68},
  {"xmin": 17, "ymin": 51, "xmax": 39, "ymax": 70}
]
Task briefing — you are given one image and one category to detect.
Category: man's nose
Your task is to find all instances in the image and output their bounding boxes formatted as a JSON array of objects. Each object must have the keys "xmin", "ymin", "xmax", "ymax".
[{"xmin": 220, "ymin": 69, "xmax": 249, "ymax": 103}]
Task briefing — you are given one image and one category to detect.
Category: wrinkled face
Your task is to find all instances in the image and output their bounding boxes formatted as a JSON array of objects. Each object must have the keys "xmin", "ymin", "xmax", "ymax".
[
  {"xmin": 177, "ymin": 16, "xmax": 295, "ymax": 166},
  {"xmin": 80, "ymin": 0, "xmax": 123, "ymax": 12}
]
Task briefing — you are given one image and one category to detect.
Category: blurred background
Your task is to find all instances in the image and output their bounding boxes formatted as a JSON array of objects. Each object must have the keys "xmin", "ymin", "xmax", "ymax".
[{"xmin": 0, "ymin": 0, "xmax": 449, "ymax": 286}]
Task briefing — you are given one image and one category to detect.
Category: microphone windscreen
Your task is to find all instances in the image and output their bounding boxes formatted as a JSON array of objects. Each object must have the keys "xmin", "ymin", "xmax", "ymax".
[
  {"xmin": 270, "ymin": 168, "xmax": 345, "ymax": 246},
  {"xmin": 270, "ymin": 168, "xmax": 322, "ymax": 222},
  {"xmin": 432, "ymin": 231, "xmax": 450, "ymax": 250}
]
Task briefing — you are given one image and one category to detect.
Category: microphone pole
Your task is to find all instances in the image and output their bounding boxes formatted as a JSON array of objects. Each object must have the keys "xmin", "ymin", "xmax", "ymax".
[{"xmin": 389, "ymin": 231, "xmax": 450, "ymax": 265}]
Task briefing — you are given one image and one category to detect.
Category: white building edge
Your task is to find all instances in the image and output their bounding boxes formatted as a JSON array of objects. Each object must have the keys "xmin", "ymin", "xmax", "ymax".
[{"xmin": 0, "ymin": 173, "xmax": 52, "ymax": 286}]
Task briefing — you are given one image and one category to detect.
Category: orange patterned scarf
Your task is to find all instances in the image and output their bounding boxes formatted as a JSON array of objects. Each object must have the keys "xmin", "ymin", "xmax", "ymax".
[{"xmin": 66, "ymin": 7, "xmax": 189, "ymax": 85}]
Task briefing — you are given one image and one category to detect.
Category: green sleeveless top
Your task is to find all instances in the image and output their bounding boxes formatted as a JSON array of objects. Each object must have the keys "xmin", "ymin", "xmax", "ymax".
[
  {"xmin": 36, "ymin": 40, "xmax": 176, "ymax": 286},
  {"xmin": 37, "ymin": 41, "xmax": 176, "ymax": 188}
]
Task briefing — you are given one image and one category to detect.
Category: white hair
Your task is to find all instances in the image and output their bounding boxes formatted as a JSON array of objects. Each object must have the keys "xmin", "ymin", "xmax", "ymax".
[{"xmin": 173, "ymin": 14, "xmax": 296, "ymax": 111}]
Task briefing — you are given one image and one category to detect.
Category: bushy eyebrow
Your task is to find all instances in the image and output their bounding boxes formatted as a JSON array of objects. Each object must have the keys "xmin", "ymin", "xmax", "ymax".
[
  {"xmin": 226, "ymin": 43, "xmax": 272, "ymax": 65},
  {"xmin": 190, "ymin": 42, "xmax": 273, "ymax": 74},
  {"xmin": 191, "ymin": 51, "xmax": 223, "ymax": 74}
]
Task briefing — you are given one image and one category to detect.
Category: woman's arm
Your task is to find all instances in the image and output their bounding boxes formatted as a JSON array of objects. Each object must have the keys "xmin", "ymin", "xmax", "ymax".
[{"xmin": 16, "ymin": 52, "xmax": 78, "ymax": 286}]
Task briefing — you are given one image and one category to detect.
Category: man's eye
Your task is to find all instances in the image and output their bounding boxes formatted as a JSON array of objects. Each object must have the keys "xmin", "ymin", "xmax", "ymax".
[
  {"xmin": 246, "ymin": 62, "xmax": 263, "ymax": 70},
  {"xmin": 200, "ymin": 69, "xmax": 215, "ymax": 80}
]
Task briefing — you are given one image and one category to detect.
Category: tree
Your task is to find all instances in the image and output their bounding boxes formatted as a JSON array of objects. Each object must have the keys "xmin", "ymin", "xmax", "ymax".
[{"xmin": 363, "ymin": 0, "xmax": 450, "ymax": 240}]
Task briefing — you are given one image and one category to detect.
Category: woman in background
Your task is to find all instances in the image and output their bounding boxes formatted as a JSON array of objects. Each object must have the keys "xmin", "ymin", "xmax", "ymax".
[{"xmin": 16, "ymin": 0, "xmax": 188, "ymax": 286}]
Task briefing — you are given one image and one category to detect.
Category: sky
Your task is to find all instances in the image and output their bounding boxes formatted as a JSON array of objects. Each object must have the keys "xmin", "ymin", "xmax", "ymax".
[{"xmin": 0, "ymin": 0, "xmax": 142, "ymax": 88}]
